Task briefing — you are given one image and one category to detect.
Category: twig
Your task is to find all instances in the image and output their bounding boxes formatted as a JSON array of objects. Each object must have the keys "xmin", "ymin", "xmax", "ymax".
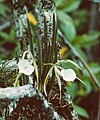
[
  {"xmin": 0, "ymin": 84, "xmax": 65, "ymax": 120},
  {"xmin": 58, "ymin": 29, "xmax": 100, "ymax": 90}
]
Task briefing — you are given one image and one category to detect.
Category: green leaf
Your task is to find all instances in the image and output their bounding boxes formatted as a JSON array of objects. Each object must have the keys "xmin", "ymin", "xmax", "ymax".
[
  {"xmin": 67, "ymin": 83, "xmax": 79, "ymax": 99},
  {"xmin": 55, "ymin": 0, "xmax": 69, "ymax": 8},
  {"xmin": 74, "ymin": 105, "xmax": 89, "ymax": 119},
  {"xmin": 0, "ymin": 3, "xmax": 9, "ymax": 17},
  {"xmin": 55, "ymin": 0, "xmax": 81, "ymax": 13},
  {"xmin": 83, "ymin": 63, "xmax": 100, "ymax": 86},
  {"xmin": 58, "ymin": 11, "xmax": 76, "ymax": 41},
  {"xmin": 58, "ymin": 59, "xmax": 82, "ymax": 71},
  {"xmin": 63, "ymin": 0, "xmax": 81, "ymax": 13},
  {"xmin": 83, "ymin": 63, "xmax": 100, "ymax": 77},
  {"xmin": 74, "ymin": 47, "xmax": 88, "ymax": 62},
  {"xmin": 59, "ymin": 59, "xmax": 82, "ymax": 70},
  {"xmin": 73, "ymin": 31, "xmax": 100, "ymax": 48},
  {"xmin": 0, "ymin": 32, "xmax": 9, "ymax": 41},
  {"xmin": 84, "ymin": 81, "xmax": 92, "ymax": 95},
  {"xmin": 89, "ymin": 63, "xmax": 100, "ymax": 74},
  {"xmin": 93, "ymin": 0, "xmax": 100, "ymax": 3},
  {"xmin": 9, "ymin": 29, "xmax": 16, "ymax": 41}
]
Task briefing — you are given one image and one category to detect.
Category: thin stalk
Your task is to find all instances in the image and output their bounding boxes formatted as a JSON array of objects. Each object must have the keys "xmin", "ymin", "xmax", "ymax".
[
  {"xmin": 41, "ymin": 16, "xmax": 50, "ymax": 82},
  {"xmin": 38, "ymin": 38, "xmax": 42, "ymax": 80},
  {"xmin": 44, "ymin": 16, "xmax": 48, "ymax": 63},
  {"xmin": 49, "ymin": 13, "xmax": 57, "ymax": 63},
  {"xmin": 27, "ymin": 19, "xmax": 34, "ymax": 55}
]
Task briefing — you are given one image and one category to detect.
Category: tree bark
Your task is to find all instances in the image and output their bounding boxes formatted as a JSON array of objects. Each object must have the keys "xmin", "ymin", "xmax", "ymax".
[{"xmin": 0, "ymin": 84, "xmax": 65, "ymax": 120}]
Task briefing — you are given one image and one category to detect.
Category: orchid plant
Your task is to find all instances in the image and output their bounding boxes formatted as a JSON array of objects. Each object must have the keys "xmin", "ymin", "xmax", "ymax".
[
  {"xmin": 16, "ymin": 50, "xmax": 85, "ymax": 100},
  {"xmin": 14, "ymin": 51, "xmax": 39, "ymax": 87},
  {"xmin": 43, "ymin": 59, "xmax": 86, "ymax": 100}
]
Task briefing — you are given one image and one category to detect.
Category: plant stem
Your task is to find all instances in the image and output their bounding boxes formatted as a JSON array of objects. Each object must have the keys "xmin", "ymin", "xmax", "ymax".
[
  {"xmin": 38, "ymin": 38, "xmax": 42, "ymax": 81},
  {"xmin": 58, "ymin": 29, "xmax": 100, "ymax": 90}
]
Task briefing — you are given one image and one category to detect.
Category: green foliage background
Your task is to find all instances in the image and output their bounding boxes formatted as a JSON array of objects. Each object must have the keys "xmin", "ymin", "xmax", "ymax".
[
  {"xmin": 55, "ymin": 0, "xmax": 100, "ymax": 119},
  {"xmin": 0, "ymin": 0, "xmax": 100, "ymax": 120}
]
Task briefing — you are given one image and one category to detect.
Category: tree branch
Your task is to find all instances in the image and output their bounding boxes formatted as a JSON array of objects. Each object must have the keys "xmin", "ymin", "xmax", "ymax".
[
  {"xmin": 12, "ymin": 0, "xmax": 34, "ymax": 57},
  {"xmin": 0, "ymin": 84, "xmax": 65, "ymax": 120}
]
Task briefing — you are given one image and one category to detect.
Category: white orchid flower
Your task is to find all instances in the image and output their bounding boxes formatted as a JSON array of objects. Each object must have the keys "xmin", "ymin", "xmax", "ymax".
[
  {"xmin": 18, "ymin": 59, "xmax": 34, "ymax": 76},
  {"xmin": 61, "ymin": 69, "xmax": 76, "ymax": 82}
]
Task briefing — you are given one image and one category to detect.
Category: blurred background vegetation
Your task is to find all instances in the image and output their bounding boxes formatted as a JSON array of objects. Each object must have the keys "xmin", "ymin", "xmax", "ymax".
[{"xmin": 0, "ymin": 0, "xmax": 100, "ymax": 120}]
